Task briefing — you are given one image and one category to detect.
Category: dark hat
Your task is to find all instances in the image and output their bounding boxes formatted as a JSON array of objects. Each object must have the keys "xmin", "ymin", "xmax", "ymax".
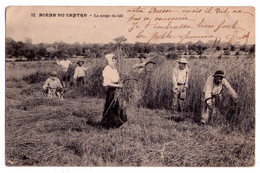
[
  {"xmin": 77, "ymin": 60, "xmax": 84, "ymax": 65},
  {"xmin": 213, "ymin": 70, "xmax": 225, "ymax": 78}
]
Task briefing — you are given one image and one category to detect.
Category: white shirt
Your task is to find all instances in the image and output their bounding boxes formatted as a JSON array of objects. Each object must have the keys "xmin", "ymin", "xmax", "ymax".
[
  {"xmin": 172, "ymin": 66, "xmax": 189, "ymax": 88},
  {"xmin": 74, "ymin": 66, "xmax": 88, "ymax": 79},
  {"xmin": 102, "ymin": 65, "xmax": 120, "ymax": 86},
  {"xmin": 203, "ymin": 75, "xmax": 238, "ymax": 100},
  {"xmin": 43, "ymin": 77, "xmax": 63, "ymax": 90},
  {"xmin": 56, "ymin": 59, "xmax": 72, "ymax": 72}
]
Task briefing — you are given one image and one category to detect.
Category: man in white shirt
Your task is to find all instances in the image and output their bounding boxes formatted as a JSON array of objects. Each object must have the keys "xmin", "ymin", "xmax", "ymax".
[
  {"xmin": 74, "ymin": 60, "xmax": 88, "ymax": 87},
  {"xmin": 200, "ymin": 70, "xmax": 238, "ymax": 125},
  {"xmin": 172, "ymin": 57, "xmax": 189, "ymax": 114},
  {"xmin": 56, "ymin": 55, "xmax": 72, "ymax": 88}
]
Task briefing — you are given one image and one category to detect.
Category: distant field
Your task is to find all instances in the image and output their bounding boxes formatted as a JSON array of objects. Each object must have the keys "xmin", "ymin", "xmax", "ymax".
[{"xmin": 5, "ymin": 55, "xmax": 255, "ymax": 166}]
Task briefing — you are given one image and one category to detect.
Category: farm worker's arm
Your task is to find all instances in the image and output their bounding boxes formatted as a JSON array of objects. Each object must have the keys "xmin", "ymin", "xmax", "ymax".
[
  {"xmin": 133, "ymin": 62, "xmax": 146, "ymax": 69},
  {"xmin": 172, "ymin": 68, "xmax": 178, "ymax": 91},
  {"xmin": 56, "ymin": 59, "xmax": 61, "ymax": 65},
  {"xmin": 82, "ymin": 66, "xmax": 89, "ymax": 71},
  {"xmin": 203, "ymin": 76, "xmax": 214, "ymax": 101},
  {"xmin": 43, "ymin": 78, "xmax": 50, "ymax": 90},
  {"xmin": 56, "ymin": 78, "xmax": 63, "ymax": 88},
  {"xmin": 222, "ymin": 78, "xmax": 238, "ymax": 100}
]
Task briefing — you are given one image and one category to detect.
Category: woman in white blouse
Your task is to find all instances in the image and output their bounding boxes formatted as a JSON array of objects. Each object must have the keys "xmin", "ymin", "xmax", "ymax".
[{"xmin": 101, "ymin": 54, "xmax": 127, "ymax": 129}]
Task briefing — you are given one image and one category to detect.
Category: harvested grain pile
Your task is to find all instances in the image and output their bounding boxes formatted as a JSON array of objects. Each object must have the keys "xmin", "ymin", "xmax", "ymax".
[
  {"xmin": 83, "ymin": 59, "xmax": 107, "ymax": 98},
  {"xmin": 136, "ymin": 54, "xmax": 173, "ymax": 109}
]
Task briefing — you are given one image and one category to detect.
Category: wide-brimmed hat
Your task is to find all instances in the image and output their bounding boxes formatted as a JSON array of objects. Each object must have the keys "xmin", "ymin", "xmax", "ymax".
[
  {"xmin": 77, "ymin": 60, "xmax": 84, "ymax": 65},
  {"xmin": 50, "ymin": 71, "xmax": 58, "ymax": 76},
  {"xmin": 176, "ymin": 57, "xmax": 188, "ymax": 64},
  {"xmin": 213, "ymin": 70, "xmax": 225, "ymax": 78}
]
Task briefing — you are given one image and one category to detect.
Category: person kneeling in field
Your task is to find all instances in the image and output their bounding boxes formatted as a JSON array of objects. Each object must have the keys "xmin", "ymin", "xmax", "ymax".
[
  {"xmin": 199, "ymin": 70, "xmax": 238, "ymax": 126},
  {"xmin": 73, "ymin": 60, "xmax": 88, "ymax": 87},
  {"xmin": 172, "ymin": 57, "xmax": 189, "ymax": 114},
  {"xmin": 43, "ymin": 71, "xmax": 64, "ymax": 98}
]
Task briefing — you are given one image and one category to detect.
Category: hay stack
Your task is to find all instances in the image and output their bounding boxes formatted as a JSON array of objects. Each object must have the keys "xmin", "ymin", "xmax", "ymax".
[
  {"xmin": 128, "ymin": 53, "xmax": 172, "ymax": 109},
  {"xmin": 113, "ymin": 53, "xmax": 174, "ymax": 110},
  {"xmin": 138, "ymin": 59, "xmax": 173, "ymax": 109},
  {"xmin": 83, "ymin": 59, "xmax": 107, "ymax": 98}
]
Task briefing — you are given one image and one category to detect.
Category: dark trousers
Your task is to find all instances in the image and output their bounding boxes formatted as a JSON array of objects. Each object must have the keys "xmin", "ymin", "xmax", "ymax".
[{"xmin": 76, "ymin": 77, "xmax": 84, "ymax": 87}]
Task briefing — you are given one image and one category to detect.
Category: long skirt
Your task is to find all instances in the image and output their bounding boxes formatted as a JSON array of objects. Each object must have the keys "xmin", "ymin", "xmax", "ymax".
[{"xmin": 101, "ymin": 87, "xmax": 127, "ymax": 129}]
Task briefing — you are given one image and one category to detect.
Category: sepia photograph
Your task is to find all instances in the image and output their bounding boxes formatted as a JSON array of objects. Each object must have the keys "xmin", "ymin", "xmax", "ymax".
[{"xmin": 4, "ymin": 5, "xmax": 256, "ymax": 167}]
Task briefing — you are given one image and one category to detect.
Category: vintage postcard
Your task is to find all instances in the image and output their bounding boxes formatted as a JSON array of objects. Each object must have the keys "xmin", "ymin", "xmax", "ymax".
[{"xmin": 5, "ymin": 6, "xmax": 255, "ymax": 167}]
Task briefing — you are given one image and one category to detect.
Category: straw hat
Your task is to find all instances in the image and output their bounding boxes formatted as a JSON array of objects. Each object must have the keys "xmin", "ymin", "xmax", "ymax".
[
  {"xmin": 176, "ymin": 57, "xmax": 188, "ymax": 64},
  {"xmin": 50, "ymin": 71, "xmax": 58, "ymax": 76}
]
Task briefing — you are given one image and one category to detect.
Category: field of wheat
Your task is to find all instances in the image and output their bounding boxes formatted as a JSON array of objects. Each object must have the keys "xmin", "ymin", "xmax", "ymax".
[{"xmin": 5, "ymin": 55, "xmax": 255, "ymax": 166}]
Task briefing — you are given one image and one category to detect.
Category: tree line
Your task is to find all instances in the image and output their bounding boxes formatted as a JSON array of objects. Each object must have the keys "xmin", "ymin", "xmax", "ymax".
[{"xmin": 6, "ymin": 37, "xmax": 255, "ymax": 61}]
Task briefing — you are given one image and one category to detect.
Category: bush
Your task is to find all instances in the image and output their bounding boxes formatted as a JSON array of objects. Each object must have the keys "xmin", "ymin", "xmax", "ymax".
[
  {"xmin": 166, "ymin": 53, "xmax": 179, "ymax": 60},
  {"xmin": 235, "ymin": 51, "xmax": 241, "ymax": 56},
  {"xmin": 189, "ymin": 55, "xmax": 196, "ymax": 59}
]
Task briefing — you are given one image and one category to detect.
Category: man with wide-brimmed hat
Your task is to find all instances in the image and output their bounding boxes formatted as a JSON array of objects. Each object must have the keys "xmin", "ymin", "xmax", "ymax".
[
  {"xmin": 43, "ymin": 71, "xmax": 63, "ymax": 98},
  {"xmin": 172, "ymin": 57, "xmax": 189, "ymax": 114},
  {"xmin": 73, "ymin": 60, "xmax": 88, "ymax": 87},
  {"xmin": 172, "ymin": 58, "xmax": 189, "ymax": 113},
  {"xmin": 200, "ymin": 70, "xmax": 238, "ymax": 125}
]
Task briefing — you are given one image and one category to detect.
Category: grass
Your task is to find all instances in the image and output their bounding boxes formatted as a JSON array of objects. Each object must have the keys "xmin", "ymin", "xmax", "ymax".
[
  {"xmin": 5, "ymin": 85, "xmax": 254, "ymax": 166},
  {"xmin": 6, "ymin": 61, "xmax": 57, "ymax": 82},
  {"xmin": 5, "ymin": 55, "xmax": 255, "ymax": 166}
]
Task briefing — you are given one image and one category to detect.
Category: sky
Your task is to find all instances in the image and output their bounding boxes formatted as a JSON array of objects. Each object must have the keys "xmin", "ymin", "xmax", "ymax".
[{"xmin": 5, "ymin": 6, "xmax": 255, "ymax": 45}]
